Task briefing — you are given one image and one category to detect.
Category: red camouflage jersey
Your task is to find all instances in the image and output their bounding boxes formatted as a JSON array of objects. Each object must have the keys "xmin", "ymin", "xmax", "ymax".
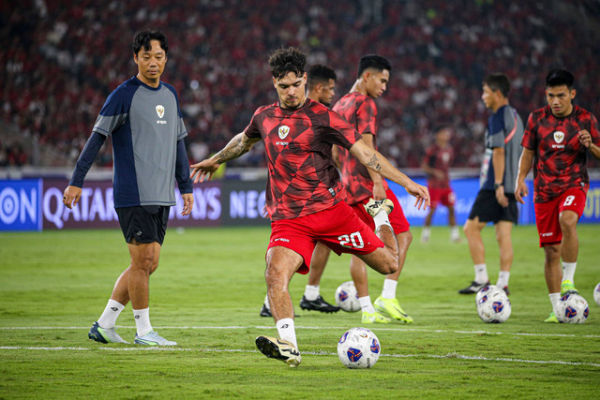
[
  {"xmin": 522, "ymin": 105, "xmax": 600, "ymax": 203},
  {"xmin": 423, "ymin": 143, "xmax": 453, "ymax": 189},
  {"xmin": 244, "ymin": 99, "xmax": 362, "ymax": 220},
  {"xmin": 333, "ymin": 92, "xmax": 388, "ymax": 205}
]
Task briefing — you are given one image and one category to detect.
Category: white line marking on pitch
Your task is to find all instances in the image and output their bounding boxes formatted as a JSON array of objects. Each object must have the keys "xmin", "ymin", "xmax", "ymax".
[
  {"xmin": 1, "ymin": 346, "xmax": 599, "ymax": 368},
  {"xmin": 0, "ymin": 325, "xmax": 599, "ymax": 339}
]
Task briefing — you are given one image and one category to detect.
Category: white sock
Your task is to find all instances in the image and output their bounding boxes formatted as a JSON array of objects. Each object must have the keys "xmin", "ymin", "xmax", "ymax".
[
  {"xmin": 381, "ymin": 279, "xmax": 398, "ymax": 299},
  {"xmin": 450, "ymin": 226, "xmax": 460, "ymax": 241},
  {"xmin": 276, "ymin": 318, "xmax": 297, "ymax": 348},
  {"xmin": 263, "ymin": 294, "xmax": 270, "ymax": 310},
  {"xmin": 359, "ymin": 296, "xmax": 375, "ymax": 313},
  {"xmin": 421, "ymin": 227, "xmax": 431, "ymax": 240},
  {"xmin": 562, "ymin": 262, "xmax": 576, "ymax": 283},
  {"xmin": 133, "ymin": 308, "xmax": 153, "ymax": 337},
  {"xmin": 496, "ymin": 271, "xmax": 510, "ymax": 288},
  {"xmin": 304, "ymin": 285, "xmax": 320, "ymax": 301},
  {"xmin": 97, "ymin": 299, "xmax": 125, "ymax": 329},
  {"xmin": 549, "ymin": 293, "xmax": 561, "ymax": 316},
  {"xmin": 373, "ymin": 211, "xmax": 391, "ymax": 230},
  {"xmin": 474, "ymin": 264, "xmax": 488, "ymax": 284}
]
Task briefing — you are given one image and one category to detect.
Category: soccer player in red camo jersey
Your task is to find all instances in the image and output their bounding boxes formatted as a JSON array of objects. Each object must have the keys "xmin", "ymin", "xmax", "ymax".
[
  {"xmin": 332, "ymin": 55, "xmax": 415, "ymax": 324},
  {"xmin": 190, "ymin": 48, "xmax": 429, "ymax": 367},
  {"xmin": 515, "ymin": 69, "xmax": 600, "ymax": 323},
  {"xmin": 420, "ymin": 126, "xmax": 460, "ymax": 243}
]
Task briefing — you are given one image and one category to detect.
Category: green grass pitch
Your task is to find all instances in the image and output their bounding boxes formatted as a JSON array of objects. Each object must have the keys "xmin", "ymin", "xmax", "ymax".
[{"xmin": 1, "ymin": 225, "xmax": 599, "ymax": 399}]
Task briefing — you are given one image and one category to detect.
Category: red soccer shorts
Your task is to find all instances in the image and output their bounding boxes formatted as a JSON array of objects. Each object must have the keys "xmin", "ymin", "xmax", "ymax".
[
  {"xmin": 267, "ymin": 201, "xmax": 385, "ymax": 274},
  {"xmin": 351, "ymin": 188, "xmax": 410, "ymax": 234},
  {"xmin": 534, "ymin": 187, "xmax": 587, "ymax": 247},
  {"xmin": 428, "ymin": 187, "xmax": 455, "ymax": 208}
]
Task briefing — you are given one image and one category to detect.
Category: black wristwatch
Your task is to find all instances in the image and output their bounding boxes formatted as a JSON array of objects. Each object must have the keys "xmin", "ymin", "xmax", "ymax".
[{"xmin": 494, "ymin": 183, "xmax": 503, "ymax": 190}]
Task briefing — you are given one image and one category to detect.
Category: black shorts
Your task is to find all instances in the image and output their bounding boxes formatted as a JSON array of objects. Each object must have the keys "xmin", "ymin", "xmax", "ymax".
[
  {"xmin": 468, "ymin": 190, "xmax": 518, "ymax": 224},
  {"xmin": 116, "ymin": 205, "xmax": 170, "ymax": 245}
]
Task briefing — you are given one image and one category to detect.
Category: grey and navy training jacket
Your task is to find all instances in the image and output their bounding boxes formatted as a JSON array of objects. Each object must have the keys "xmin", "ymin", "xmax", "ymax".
[{"xmin": 70, "ymin": 76, "xmax": 193, "ymax": 208}]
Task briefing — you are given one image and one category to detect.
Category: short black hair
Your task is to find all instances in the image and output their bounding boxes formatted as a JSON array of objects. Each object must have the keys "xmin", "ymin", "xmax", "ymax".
[
  {"xmin": 268, "ymin": 47, "xmax": 306, "ymax": 79},
  {"xmin": 483, "ymin": 73, "xmax": 510, "ymax": 97},
  {"xmin": 546, "ymin": 69, "xmax": 574, "ymax": 88},
  {"xmin": 307, "ymin": 65, "xmax": 337, "ymax": 89},
  {"xmin": 132, "ymin": 30, "xmax": 168, "ymax": 55},
  {"xmin": 358, "ymin": 55, "xmax": 391, "ymax": 78}
]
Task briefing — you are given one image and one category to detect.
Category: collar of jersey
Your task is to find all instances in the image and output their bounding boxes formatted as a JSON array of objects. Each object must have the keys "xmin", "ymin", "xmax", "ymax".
[{"xmin": 133, "ymin": 76, "xmax": 163, "ymax": 91}]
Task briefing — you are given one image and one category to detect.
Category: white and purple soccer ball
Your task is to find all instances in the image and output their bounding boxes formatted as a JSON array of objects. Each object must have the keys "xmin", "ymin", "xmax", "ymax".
[
  {"xmin": 593, "ymin": 283, "xmax": 600, "ymax": 307},
  {"xmin": 557, "ymin": 293, "xmax": 589, "ymax": 323},
  {"xmin": 476, "ymin": 286, "xmax": 511, "ymax": 323},
  {"xmin": 337, "ymin": 327, "xmax": 381, "ymax": 369},
  {"xmin": 335, "ymin": 281, "xmax": 360, "ymax": 312}
]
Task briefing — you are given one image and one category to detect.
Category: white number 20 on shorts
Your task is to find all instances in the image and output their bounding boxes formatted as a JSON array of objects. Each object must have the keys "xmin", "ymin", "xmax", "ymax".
[{"xmin": 338, "ymin": 232, "xmax": 365, "ymax": 249}]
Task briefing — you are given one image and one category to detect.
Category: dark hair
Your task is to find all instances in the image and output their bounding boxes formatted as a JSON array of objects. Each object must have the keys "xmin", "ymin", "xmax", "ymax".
[
  {"xmin": 307, "ymin": 65, "xmax": 337, "ymax": 89},
  {"xmin": 358, "ymin": 55, "xmax": 391, "ymax": 77},
  {"xmin": 546, "ymin": 69, "xmax": 574, "ymax": 88},
  {"xmin": 268, "ymin": 47, "xmax": 306, "ymax": 79},
  {"xmin": 483, "ymin": 73, "xmax": 510, "ymax": 97},
  {"xmin": 132, "ymin": 31, "xmax": 168, "ymax": 55}
]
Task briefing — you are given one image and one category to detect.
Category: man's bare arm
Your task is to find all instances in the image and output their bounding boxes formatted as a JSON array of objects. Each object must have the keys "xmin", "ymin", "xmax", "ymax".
[{"xmin": 213, "ymin": 132, "xmax": 260, "ymax": 164}]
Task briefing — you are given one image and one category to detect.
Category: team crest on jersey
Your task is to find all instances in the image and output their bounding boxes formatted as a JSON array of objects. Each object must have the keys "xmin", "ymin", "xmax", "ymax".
[
  {"xmin": 278, "ymin": 125, "xmax": 290, "ymax": 139},
  {"xmin": 156, "ymin": 105, "xmax": 165, "ymax": 118},
  {"xmin": 553, "ymin": 131, "xmax": 565, "ymax": 144}
]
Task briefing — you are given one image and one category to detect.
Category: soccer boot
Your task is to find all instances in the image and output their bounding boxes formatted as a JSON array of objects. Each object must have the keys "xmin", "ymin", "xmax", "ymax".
[
  {"xmin": 560, "ymin": 280, "xmax": 578, "ymax": 296},
  {"xmin": 374, "ymin": 296, "xmax": 414, "ymax": 323},
  {"xmin": 361, "ymin": 311, "xmax": 391, "ymax": 324},
  {"xmin": 259, "ymin": 304, "xmax": 272, "ymax": 317},
  {"xmin": 88, "ymin": 321, "xmax": 129, "ymax": 344},
  {"xmin": 299, "ymin": 295, "xmax": 340, "ymax": 313},
  {"xmin": 364, "ymin": 198, "xmax": 394, "ymax": 217},
  {"xmin": 255, "ymin": 336, "xmax": 301, "ymax": 367},
  {"xmin": 458, "ymin": 280, "xmax": 490, "ymax": 294},
  {"xmin": 544, "ymin": 311, "xmax": 560, "ymax": 323},
  {"xmin": 134, "ymin": 331, "xmax": 177, "ymax": 346}
]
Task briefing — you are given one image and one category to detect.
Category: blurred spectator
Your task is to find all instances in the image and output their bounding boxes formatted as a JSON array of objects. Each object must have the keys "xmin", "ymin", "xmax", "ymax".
[{"xmin": 1, "ymin": 0, "xmax": 599, "ymax": 169}]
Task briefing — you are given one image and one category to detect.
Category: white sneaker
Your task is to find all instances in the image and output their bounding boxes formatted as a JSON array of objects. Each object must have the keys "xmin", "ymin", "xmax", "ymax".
[
  {"xmin": 88, "ymin": 321, "xmax": 129, "ymax": 344},
  {"xmin": 255, "ymin": 336, "xmax": 301, "ymax": 367},
  {"xmin": 134, "ymin": 331, "xmax": 177, "ymax": 346}
]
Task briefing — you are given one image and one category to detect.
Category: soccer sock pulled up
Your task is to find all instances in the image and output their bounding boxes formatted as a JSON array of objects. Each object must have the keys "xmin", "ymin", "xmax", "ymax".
[
  {"xmin": 276, "ymin": 318, "xmax": 297, "ymax": 349},
  {"xmin": 133, "ymin": 308, "xmax": 153, "ymax": 337},
  {"xmin": 97, "ymin": 299, "xmax": 125, "ymax": 329}
]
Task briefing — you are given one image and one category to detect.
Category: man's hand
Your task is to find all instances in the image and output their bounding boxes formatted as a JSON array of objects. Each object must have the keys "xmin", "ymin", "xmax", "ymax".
[
  {"xmin": 578, "ymin": 129, "xmax": 592, "ymax": 148},
  {"xmin": 63, "ymin": 185, "xmax": 82, "ymax": 209},
  {"xmin": 405, "ymin": 181, "xmax": 430, "ymax": 210},
  {"xmin": 515, "ymin": 180, "xmax": 528, "ymax": 204},
  {"xmin": 190, "ymin": 159, "xmax": 220, "ymax": 183},
  {"xmin": 181, "ymin": 193, "xmax": 194, "ymax": 216},
  {"xmin": 495, "ymin": 185, "xmax": 509, "ymax": 207},
  {"xmin": 372, "ymin": 181, "xmax": 386, "ymax": 200}
]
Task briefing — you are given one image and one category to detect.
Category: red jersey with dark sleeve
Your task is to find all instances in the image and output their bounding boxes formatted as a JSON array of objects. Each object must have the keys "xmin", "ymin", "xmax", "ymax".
[
  {"xmin": 423, "ymin": 143, "xmax": 453, "ymax": 189},
  {"xmin": 243, "ymin": 99, "xmax": 362, "ymax": 220},
  {"xmin": 522, "ymin": 105, "xmax": 600, "ymax": 203},
  {"xmin": 332, "ymin": 92, "xmax": 388, "ymax": 205}
]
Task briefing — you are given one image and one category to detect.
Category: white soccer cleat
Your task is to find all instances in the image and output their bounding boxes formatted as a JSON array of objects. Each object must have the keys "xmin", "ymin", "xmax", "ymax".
[
  {"xmin": 364, "ymin": 198, "xmax": 394, "ymax": 217},
  {"xmin": 134, "ymin": 330, "xmax": 177, "ymax": 346},
  {"xmin": 88, "ymin": 321, "xmax": 129, "ymax": 344},
  {"xmin": 255, "ymin": 336, "xmax": 301, "ymax": 367}
]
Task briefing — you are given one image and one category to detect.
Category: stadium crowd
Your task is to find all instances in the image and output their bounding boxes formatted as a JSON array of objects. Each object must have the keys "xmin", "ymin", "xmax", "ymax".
[{"xmin": 2, "ymin": 0, "xmax": 600, "ymax": 168}]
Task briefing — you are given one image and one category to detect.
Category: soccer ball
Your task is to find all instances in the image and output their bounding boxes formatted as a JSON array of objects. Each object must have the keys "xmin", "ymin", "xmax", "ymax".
[
  {"xmin": 335, "ymin": 281, "xmax": 360, "ymax": 312},
  {"xmin": 337, "ymin": 327, "xmax": 381, "ymax": 369},
  {"xmin": 475, "ymin": 284, "xmax": 499, "ymax": 305},
  {"xmin": 557, "ymin": 293, "xmax": 589, "ymax": 323},
  {"xmin": 594, "ymin": 283, "xmax": 600, "ymax": 307},
  {"xmin": 476, "ymin": 286, "xmax": 511, "ymax": 323}
]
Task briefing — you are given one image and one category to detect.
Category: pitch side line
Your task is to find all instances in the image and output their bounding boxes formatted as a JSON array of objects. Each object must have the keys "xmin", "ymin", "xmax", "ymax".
[
  {"xmin": 1, "ymin": 325, "xmax": 599, "ymax": 339},
  {"xmin": 1, "ymin": 346, "xmax": 599, "ymax": 368}
]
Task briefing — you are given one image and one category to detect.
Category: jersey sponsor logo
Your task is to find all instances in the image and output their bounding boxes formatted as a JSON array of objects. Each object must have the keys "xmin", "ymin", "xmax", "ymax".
[
  {"xmin": 156, "ymin": 105, "xmax": 165, "ymax": 118},
  {"xmin": 278, "ymin": 125, "xmax": 290, "ymax": 139}
]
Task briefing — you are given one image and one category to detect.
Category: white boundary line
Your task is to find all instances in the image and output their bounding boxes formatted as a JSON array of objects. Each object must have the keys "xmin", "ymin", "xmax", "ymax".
[
  {"xmin": 1, "ymin": 346, "xmax": 599, "ymax": 368},
  {"xmin": 1, "ymin": 325, "xmax": 599, "ymax": 339}
]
